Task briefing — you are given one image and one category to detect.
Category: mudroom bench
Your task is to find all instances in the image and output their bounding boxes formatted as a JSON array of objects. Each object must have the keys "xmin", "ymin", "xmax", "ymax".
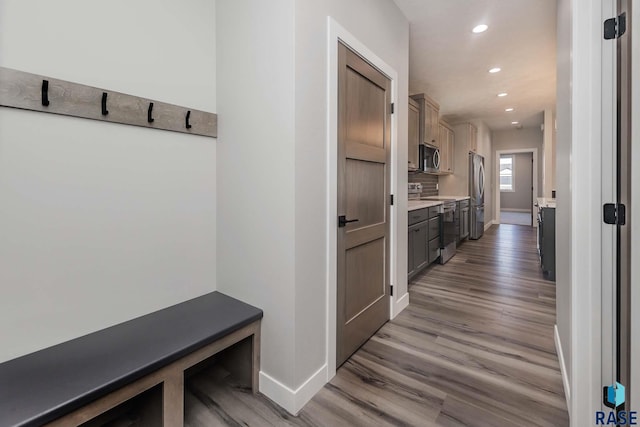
[{"xmin": 0, "ymin": 291, "xmax": 262, "ymax": 427}]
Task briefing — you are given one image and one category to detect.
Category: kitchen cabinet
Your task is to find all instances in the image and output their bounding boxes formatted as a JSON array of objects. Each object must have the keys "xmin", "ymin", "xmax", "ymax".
[
  {"xmin": 410, "ymin": 93, "xmax": 440, "ymax": 147},
  {"xmin": 408, "ymin": 206, "xmax": 441, "ymax": 280},
  {"xmin": 537, "ymin": 204, "xmax": 556, "ymax": 280},
  {"xmin": 468, "ymin": 123, "xmax": 478, "ymax": 153},
  {"xmin": 458, "ymin": 199, "xmax": 470, "ymax": 243},
  {"xmin": 408, "ymin": 222, "xmax": 428, "ymax": 276},
  {"xmin": 438, "ymin": 121, "xmax": 454, "ymax": 174},
  {"xmin": 408, "ymin": 97, "xmax": 420, "ymax": 170}
]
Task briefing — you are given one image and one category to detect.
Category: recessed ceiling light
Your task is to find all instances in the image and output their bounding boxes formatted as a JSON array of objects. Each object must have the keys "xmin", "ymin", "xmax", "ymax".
[
  {"xmin": 473, "ymin": 24, "xmax": 489, "ymax": 33},
  {"xmin": 505, "ymin": 108, "xmax": 514, "ymax": 112},
  {"xmin": 489, "ymin": 67, "xmax": 501, "ymax": 73},
  {"xmin": 498, "ymin": 92, "xmax": 508, "ymax": 97},
  {"xmin": 511, "ymin": 121, "xmax": 519, "ymax": 125}
]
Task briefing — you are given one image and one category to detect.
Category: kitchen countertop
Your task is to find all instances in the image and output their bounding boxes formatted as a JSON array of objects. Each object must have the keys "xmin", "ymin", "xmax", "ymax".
[
  {"xmin": 536, "ymin": 197, "xmax": 556, "ymax": 208},
  {"xmin": 408, "ymin": 200, "xmax": 443, "ymax": 211},
  {"xmin": 422, "ymin": 195, "xmax": 471, "ymax": 202}
]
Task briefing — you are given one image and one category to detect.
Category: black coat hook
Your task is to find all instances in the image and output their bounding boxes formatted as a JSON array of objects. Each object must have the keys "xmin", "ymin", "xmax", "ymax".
[
  {"xmin": 41, "ymin": 80, "xmax": 50, "ymax": 106},
  {"xmin": 147, "ymin": 102, "xmax": 154, "ymax": 123},
  {"xmin": 101, "ymin": 92, "xmax": 109, "ymax": 116},
  {"xmin": 185, "ymin": 110, "xmax": 192, "ymax": 129}
]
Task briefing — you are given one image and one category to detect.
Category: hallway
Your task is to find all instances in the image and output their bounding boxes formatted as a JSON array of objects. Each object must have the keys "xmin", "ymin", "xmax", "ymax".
[
  {"xmin": 500, "ymin": 210, "xmax": 533, "ymax": 226},
  {"xmin": 185, "ymin": 225, "xmax": 569, "ymax": 426}
]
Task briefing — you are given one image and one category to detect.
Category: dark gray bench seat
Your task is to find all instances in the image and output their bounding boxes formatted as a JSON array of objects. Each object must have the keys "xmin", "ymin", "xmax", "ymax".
[{"xmin": 0, "ymin": 291, "xmax": 263, "ymax": 427}]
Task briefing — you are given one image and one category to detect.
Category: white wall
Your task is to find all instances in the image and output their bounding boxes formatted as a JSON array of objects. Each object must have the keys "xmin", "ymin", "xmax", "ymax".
[
  {"xmin": 555, "ymin": 0, "xmax": 572, "ymax": 390},
  {"xmin": 217, "ymin": 0, "xmax": 409, "ymax": 414},
  {"xmin": 560, "ymin": 0, "xmax": 611, "ymax": 423},
  {"xmin": 216, "ymin": 0, "xmax": 297, "ymax": 393},
  {"xmin": 0, "ymin": 0, "xmax": 217, "ymax": 363}
]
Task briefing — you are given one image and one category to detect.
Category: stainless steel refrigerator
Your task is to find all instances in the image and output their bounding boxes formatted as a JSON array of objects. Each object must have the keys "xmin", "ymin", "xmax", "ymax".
[{"xmin": 468, "ymin": 152, "xmax": 485, "ymax": 239}]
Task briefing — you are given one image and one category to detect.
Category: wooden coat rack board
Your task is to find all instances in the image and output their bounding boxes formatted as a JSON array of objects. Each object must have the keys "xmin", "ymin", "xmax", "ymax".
[{"xmin": 0, "ymin": 67, "xmax": 217, "ymax": 138}]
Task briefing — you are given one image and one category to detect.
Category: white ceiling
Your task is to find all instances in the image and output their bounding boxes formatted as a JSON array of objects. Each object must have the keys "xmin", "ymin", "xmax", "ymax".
[{"xmin": 393, "ymin": 0, "xmax": 557, "ymax": 130}]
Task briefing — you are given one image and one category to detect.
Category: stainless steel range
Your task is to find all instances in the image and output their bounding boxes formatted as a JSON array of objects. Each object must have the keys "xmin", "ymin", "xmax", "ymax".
[
  {"xmin": 408, "ymin": 184, "xmax": 456, "ymax": 264},
  {"xmin": 425, "ymin": 198, "xmax": 457, "ymax": 264}
]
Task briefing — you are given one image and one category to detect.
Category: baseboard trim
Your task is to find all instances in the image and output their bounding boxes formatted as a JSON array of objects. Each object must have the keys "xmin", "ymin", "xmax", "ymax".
[
  {"xmin": 391, "ymin": 291, "xmax": 410, "ymax": 319},
  {"xmin": 259, "ymin": 363, "xmax": 328, "ymax": 415},
  {"xmin": 554, "ymin": 324, "xmax": 571, "ymax": 413},
  {"xmin": 501, "ymin": 208, "xmax": 532, "ymax": 213},
  {"xmin": 484, "ymin": 220, "xmax": 494, "ymax": 231}
]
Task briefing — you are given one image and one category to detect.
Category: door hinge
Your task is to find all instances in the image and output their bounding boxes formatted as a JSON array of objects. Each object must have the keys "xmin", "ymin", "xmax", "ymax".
[
  {"xmin": 603, "ymin": 203, "xmax": 626, "ymax": 225},
  {"xmin": 604, "ymin": 13, "xmax": 626, "ymax": 39},
  {"xmin": 390, "ymin": 194, "xmax": 394, "ymax": 205},
  {"xmin": 390, "ymin": 285, "xmax": 394, "ymax": 296},
  {"xmin": 391, "ymin": 103, "xmax": 395, "ymax": 114}
]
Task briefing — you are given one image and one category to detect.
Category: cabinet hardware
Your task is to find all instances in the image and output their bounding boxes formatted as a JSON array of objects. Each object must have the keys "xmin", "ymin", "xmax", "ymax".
[
  {"xmin": 101, "ymin": 92, "xmax": 109, "ymax": 116},
  {"xmin": 147, "ymin": 102, "xmax": 154, "ymax": 123},
  {"xmin": 186, "ymin": 110, "xmax": 192, "ymax": 129},
  {"xmin": 41, "ymin": 80, "xmax": 49, "ymax": 106}
]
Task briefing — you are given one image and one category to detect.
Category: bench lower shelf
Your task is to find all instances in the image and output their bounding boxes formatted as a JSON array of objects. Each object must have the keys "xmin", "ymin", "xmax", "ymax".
[{"xmin": 46, "ymin": 320, "xmax": 260, "ymax": 427}]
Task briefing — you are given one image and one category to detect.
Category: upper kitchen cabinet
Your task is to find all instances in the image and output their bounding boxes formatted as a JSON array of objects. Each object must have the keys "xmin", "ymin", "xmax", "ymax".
[
  {"xmin": 410, "ymin": 93, "xmax": 440, "ymax": 148},
  {"xmin": 438, "ymin": 121, "xmax": 454, "ymax": 174},
  {"xmin": 468, "ymin": 123, "xmax": 478, "ymax": 153},
  {"xmin": 408, "ymin": 97, "xmax": 420, "ymax": 171},
  {"xmin": 452, "ymin": 122, "xmax": 478, "ymax": 154}
]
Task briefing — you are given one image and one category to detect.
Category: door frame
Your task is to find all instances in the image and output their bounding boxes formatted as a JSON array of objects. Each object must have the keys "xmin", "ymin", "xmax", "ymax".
[
  {"xmin": 631, "ymin": 0, "xmax": 640, "ymax": 411},
  {"xmin": 326, "ymin": 17, "xmax": 399, "ymax": 380},
  {"xmin": 494, "ymin": 148, "xmax": 538, "ymax": 226}
]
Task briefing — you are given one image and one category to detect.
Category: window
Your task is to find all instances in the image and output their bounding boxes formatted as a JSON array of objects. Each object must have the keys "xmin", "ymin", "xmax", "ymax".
[{"xmin": 500, "ymin": 155, "xmax": 515, "ymax": 191}]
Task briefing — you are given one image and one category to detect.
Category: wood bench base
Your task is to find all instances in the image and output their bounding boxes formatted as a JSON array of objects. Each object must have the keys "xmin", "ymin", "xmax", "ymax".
[{"xmin": 45, "ymin": 320, "xmax": 260, "ymax": 427}]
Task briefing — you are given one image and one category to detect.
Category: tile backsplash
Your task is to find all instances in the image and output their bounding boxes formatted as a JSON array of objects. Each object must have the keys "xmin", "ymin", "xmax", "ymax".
[{"xmin": 408, "ymin": 173, "xmax": 438, "ymax": 197}]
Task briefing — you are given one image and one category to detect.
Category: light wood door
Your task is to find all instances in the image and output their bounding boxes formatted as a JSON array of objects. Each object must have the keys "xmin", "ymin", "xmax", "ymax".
[
  {"xmin": 408, "ymin": 98, "xmax": 420, "ymax": 169},
  {"xmin": 425, "ymin": 101, "xmax": 440, "ymax": 147},
  {"xmin": 438, "ymin": 123, "xmax": 455, "ymax": 174},
  {"xmin": 469, "ymin": 123, "xmax": 478, "ymax": 153},
  {"xmin": 438, "ymin": 123, "xmax": 448, "ymax": 172},
  {"xmin": 337, "ymin": 42, "xmax": 391, "ymax": 367}
]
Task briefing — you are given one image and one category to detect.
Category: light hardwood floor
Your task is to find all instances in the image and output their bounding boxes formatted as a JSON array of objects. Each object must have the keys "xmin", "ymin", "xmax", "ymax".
[{"xmin": 185, "ymin": 224, "xmax": 569, "ymax": 427}]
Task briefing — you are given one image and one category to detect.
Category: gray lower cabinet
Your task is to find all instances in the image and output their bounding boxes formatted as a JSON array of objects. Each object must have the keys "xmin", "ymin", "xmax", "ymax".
[
  {"xmin": 538, "ymin": 206, "xmax": 556, "ymax": 280},
  {"xmin": 428, "ymin": 237, "xmax": 440, "ymax": 264},
  {"xmin": 460, "ymin": 204, "xmax": 470, "ymax": 241},
  {"xmin": 408, "ymin": 207, "xmax": 441, "ymax": 280},
  {"xmin": 408, "ymin": 222, "xmax": 428, "ymax": 276}
]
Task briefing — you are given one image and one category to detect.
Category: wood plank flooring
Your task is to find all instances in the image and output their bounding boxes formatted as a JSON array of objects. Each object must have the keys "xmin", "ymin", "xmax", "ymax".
[{"xmin": 185, "ymin": 224, "xmax": 569, "ymax": 426}]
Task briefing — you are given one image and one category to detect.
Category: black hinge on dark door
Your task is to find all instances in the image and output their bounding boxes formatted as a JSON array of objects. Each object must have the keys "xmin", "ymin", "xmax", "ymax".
[
  {"xmin": 603, "ymin": 203, "xmax": 626, "ymax": 225},
  {"xmin": 604, "ymin": 13, "xmax": 626, "ymax": 39}
]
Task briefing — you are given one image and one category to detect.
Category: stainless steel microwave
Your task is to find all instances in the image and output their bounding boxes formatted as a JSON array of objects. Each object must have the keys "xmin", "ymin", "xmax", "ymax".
[{"xmin": 420, "ymin": 144, "xmax": 440, "ymax": 173}]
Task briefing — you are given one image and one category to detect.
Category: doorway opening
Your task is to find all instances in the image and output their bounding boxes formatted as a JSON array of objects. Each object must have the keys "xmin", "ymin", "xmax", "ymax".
[{"xmin": 494, "ymin": 148, "xmax": 538, "ymax": 227}]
